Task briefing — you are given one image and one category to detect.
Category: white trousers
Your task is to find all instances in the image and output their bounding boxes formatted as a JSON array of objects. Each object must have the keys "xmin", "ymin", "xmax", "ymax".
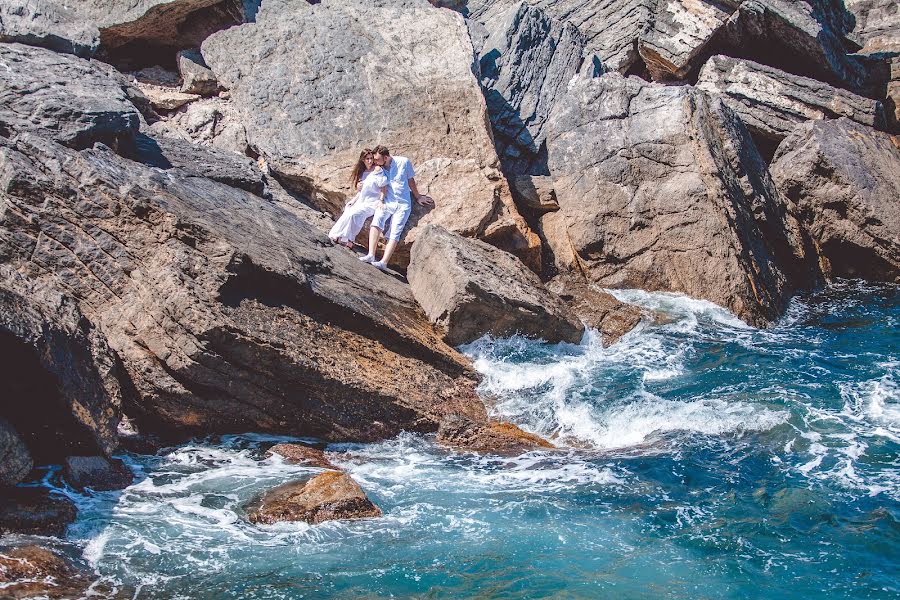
[{"xmin": 329, "ymin": 199, "xmax": 380, "ymax": 243}]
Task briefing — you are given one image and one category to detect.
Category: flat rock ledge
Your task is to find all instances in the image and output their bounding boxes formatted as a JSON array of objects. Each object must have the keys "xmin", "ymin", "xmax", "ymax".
[
  {"xmin": 408, "ymin": 225, "xmax": 584, "ymax": 346},
  {"xmin": 436, "ymin": 414, "xmax": 555, "ymax": 456},
  {"xmin": 246, "ymin": 472, "xmax": 381, "ymax": 525},
  {"xmin": 265, "ymin": 444, "xmax": 339, "ymax": 470}
]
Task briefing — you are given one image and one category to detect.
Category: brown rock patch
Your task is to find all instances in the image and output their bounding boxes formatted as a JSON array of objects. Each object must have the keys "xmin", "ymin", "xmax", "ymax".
[{"xmin": 246, "ymin": 472, "xmax": 381, "ymax": 525}]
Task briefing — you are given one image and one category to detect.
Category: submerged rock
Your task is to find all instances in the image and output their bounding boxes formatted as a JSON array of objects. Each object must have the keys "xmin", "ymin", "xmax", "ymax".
[
  {"xmin": 408, "ymin": 225, "xmax": 584, "ymax": 346},
  {"xmin": 0, "ymin": 544, "xmax": 96, "ymax": 599},
  {"xmin": 0, "ymin": 133, "xmax": 485, "ymax": 442},
  {"xmin": 436, "ymin": 414, "xmax": 554, "ymax": 455},
  {"xmin": 246, "ymin": 471, "xmax": 381, "ymax": 525},
  {"xmin": 770, "ymin": 118, "xmax": 900, "ymax": 281},
  {"xmin": 265, "ymin": 444, "xmax": 339, "ymax": 470},
  {"xmin": 696, "ymin": 55, "xmax": 887, "ymax": 143},
  {"xmin": 63, "ymin": 456, "xmax": 134, "ymax": 491},
  {"xmin": 201, "ymin": 0, "xmax": 539, "ymax": 270},
  {"xmin": 0, "ymin": 488, "xmax": 77, "ymax": 536},
  {"xmin": 546, "ymin": 73, "xmax": 821, "ymax": 326}
]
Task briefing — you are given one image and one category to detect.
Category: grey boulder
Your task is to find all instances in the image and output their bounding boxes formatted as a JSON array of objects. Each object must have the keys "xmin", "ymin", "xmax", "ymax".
[
  {"xmin": 177, "ymin": 48, "xmax": 219, "ymax": 96},
  {"xmin": 0, "ymin": 420, "xmax": 32, "ymax": 486},
  {"xmin": 408, "ymin": 225, "xmax": 584, "ymax": 346},
  {"xmin": 770, "ymin": 118, "xmax": 900, "ymax": 281}
]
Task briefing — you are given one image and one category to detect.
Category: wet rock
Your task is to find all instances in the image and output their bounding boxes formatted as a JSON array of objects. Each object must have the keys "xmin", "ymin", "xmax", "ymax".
[
  {"xmin": 0, "ymin": 269, "xmax": 124, "ymax": 461},
  {"xmin": 246, "ymin": 471, "xmax": 381, "ymax": 525},
  {"xmin": 130, "ymin": 133, "xmax": 265, "ymax": 196},
  {"xmin": 0, "ymin": 133, "xmax": 485, "ymax": 442},
  {"xmin": 408, "ymin": 225, "xmax": 584, "ymax": 346},
  {"xmin": 436, "ymin": 413, "xmax": 554, "ymax": 455},
  {"xmin": 201, "ymin": 0, "xmax": 539, "ymax": 271},
  {"xmin": 0, "ymin": 544, "xmax": 96, "ymax": 599},
  {"xmin": 63, "ymin": 456, "xmax": 134, "ymax": 491},
  {"xmin": 638, "ymin": 0, "xmax": 738, "ymax": 81},
  {"xmin": 0, "ymin": 488, "xmax": 77, "ymax": 536},
  {"xmin": 696, "ymin": 55, "xmax": 887, "ymax": 143},
  {"xmin": 844, "ymin": 0, "xmax": 900, "ymax": 55},
  {"xmin": 770, "ymin": 118, "xmax": 900, "ymax": 281},
  {"xmin": 546, "ymin": 276, "xmax": 643, "ymax": 346},
  {"xmin": 177, "ymin": 48, "xmax": 219, "ymax": 96},
  {"xmin": 477, "ymin": 1, "xmax": 585, "ymax": 175},
  {"xmin": 0, "ymin": 420, "xmax": 32, "ymax": 486},
  {"xmin": 0, "ymin": 43, "xmax": 139, "ymax": 150},
  {"xmin": 546, "ymin": 73, "xmax": 821, "ymax": 326},
  {"xmin": 265, "ymin": 444, "xmax": 339, "ymax": 470}
]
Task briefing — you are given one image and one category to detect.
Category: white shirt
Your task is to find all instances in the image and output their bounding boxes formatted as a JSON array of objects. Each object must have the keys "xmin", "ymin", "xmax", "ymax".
[
  {"xmin": 385, "ymin": 156, "xmax": 416, "ymax": 205},
  {"xmin": 358, "ymin": 168, "xmax": 388, "ymax": 205}
]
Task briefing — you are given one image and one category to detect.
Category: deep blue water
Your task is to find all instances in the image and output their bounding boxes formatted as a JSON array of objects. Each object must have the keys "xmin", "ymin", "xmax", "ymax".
[{"xmin": 8, "ymin": 281, "xmax": 898, "ymax": 599}]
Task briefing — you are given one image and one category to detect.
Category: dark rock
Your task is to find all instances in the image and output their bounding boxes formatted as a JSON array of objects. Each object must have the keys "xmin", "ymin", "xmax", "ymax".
[
  {"xmin": 844, "ymin": 0, "xmax": 900, "ymax": 55},
  {"xmin": 477, "ymin": 1, "xmax": 585, "ymax": 175},
  {"xmin": 770, "ymin": 118, "xmax": 900, "ymax": 281},
  {"xmin": 265, "ymin": 444, "xmax": 338, "ymax": 470},
  {"xmin": 0, "ymin": 420, "xmax": 32, "ymax": 486},
  {"xmin": 697, "ymin": 55, "xmax": 887, "ymax": 143},
  {"xmin": 436, "ymin": 413, "xmax": 554, "ymax": 455},
  {"xmin": 63, "ymin": 456, "xmax": 134, "ymax": 491},
  {"xmin": 0, "ymin": 269, "xmax": 125, "ymax": 462},
  {"xmin": 546, "ymin": 73, "xmax": 821, "ymax": 326},
  {"xmin": 246, "ymin": 471, "xmax": 381, "ymax": 524},
  {"xmin": 0, "ymin": 43, "xmax": 139, "ymax": 150},
  {"xmin": 638, "ymin": 0, "xmax": 739, "ymax": 81},
  {"xmin": 130, "ymin": 133, "xmax": 265, "ymax": 196},
  {"xmin": 201, "ymin": 0, "xmax": 539, "ymax": 271},
  {"xmin": 177, "ymin": 48, "xmax": 220, "ymax": 95},
  {"xmin": 0, "ymin": 544, "xmax": 96, "ymax": 599},
  {"xmin": 546, "ymin": 276, "xmax": 643, "ymax": 346},
  {"xmin": 0, "ymin": 488, "xmax": 77, "ymax": 536},
  {"xmin": 408, "ymin": 225, "xmax": 584, "ymax": 346},
  {"xmin": 0, "ymin": 133, "xmax": 485, "ymax": 442}
]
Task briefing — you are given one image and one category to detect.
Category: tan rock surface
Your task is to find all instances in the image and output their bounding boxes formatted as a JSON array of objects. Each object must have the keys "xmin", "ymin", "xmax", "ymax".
[{"xmin": 246, "ymin": 471, "xmax": 381, "ymax": 525}]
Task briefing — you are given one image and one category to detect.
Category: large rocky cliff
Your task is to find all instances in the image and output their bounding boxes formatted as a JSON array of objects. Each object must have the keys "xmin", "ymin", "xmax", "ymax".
[{"xmin": 0, "ymin": 0, "xmax": 897, "ymax": 492}]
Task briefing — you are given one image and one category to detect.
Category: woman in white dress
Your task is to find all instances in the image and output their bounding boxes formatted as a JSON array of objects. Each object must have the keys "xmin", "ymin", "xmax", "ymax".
[{"xmin": 328, "ymin": 149, "xmax": 388, "ymax": 248}]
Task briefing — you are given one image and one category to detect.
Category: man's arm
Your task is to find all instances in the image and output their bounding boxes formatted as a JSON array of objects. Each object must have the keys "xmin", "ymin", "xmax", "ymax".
[{"xmin": 408, "ymin": 177, "xmax": 434, "ymax": 206}]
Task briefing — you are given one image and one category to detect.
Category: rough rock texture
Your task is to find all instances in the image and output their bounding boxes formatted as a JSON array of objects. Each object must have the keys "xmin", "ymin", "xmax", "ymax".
[
  {"xmin": 133, "ymin": 83, "xmax": 200, "ymax": 111},
  {"xmin": 546, "ymin": 74, "xmax": 821, "ymax": 326},
  {"xmin": 715, "ymin": 0, "xmax": 870, "ymax": 94},
  {"xmin": 0, "ymin": 545, "xmax": 95, "ymax": 599},
  {"xmin": 508, "ymin": 175, "xmax": 559, "ymax": 214},
  {"xmin": 202, "ymin": 0, "xmax": 540, "ymax": 271},
  {"xmin": 536, "ymin": 209, "xmax": 578, "ymax": 275},
  {"xmin": 477, "ymin": 1, "xmax": 585, "ymax": 176},
  {"xmin": 265, "ymin": 444, "xmax": 338, "ymax": 470},
  {"xmin": 130, "ymin": 133, "xmax": 265, "ymax": 196},
  {"xmin": 146, "ymin": 96, "xmax": 250, "ymax": 155},
  {"xmin": 0, "ymin": 420, "xmax": 32, "ymax": 486},
  {"xmin": 436, "ymin": 414, "xmax": 555, "ymax": 455},
  {"xmin": 0, "ymin": 133, "xmax": 485, "ymax": 442},
  {"xmin": 63, "ymin": 456, "xmax": 135, "ymax": 491},
  {"xmin": 177, "ymin": 48, "xmax": 219, "ymax": 95},
  {"xmin": 638, "ymin": 0, "xmax": 739, "ymax": 81},
  {"xmin": 888, "ymin": 57, "xmax": 900, "ymax": 131},
  {"xmin": 0, "ymin": 488, "xmax": 77, "ymax": 536},
  {"xmin": 845, "ymin": 0, "xmax": 900, "ymax": 54},
  {"xmin": 246, "ymin": 471, "xmax": 381, "ymax": 524},
  {"xmin": 0, "ymin": 0, "xmax": 246, "ymax": 66},
  {"xmin": 0, "ymin": 269, "xmax": 124, "ymax": 461},
  {"xmin": 408, "ymin": 226, "xmax": 584, "ymax": 346},
  {"xmin": 0, "ymin": 43, "xmax": 140, "ymax": 149},
  {"xmin": 546, "ymin": 276, "xmax": 643, "ymax": 346},
  {"xmin": 697, "ymin": 55, "xmax": 887, "ymax": 143},
  {"xmin": 770, "ymin": 118, "xmax": 900, "ymax": 281}
]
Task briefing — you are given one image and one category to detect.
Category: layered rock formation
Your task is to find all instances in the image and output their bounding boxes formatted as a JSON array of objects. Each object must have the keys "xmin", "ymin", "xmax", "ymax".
[
  {"xmin": 697, "ymin": 55, "xmax": 886, "ymax": 143},
  {"xmin": 545, "ymin": 73, "xmax": 821, "ymax": 326},
  {"xmin": 408, "ymin": 225, "xmax": 584, "ymax": 345},
  {"xmin": 200, "ymin": 0, "xmax": 540, "ymax": 270},
  {"xmin": 0, "ymin": 132, "xmax": 486, "ymax": 442},
  {"xmin": 770, "ymin": 118, "xmax": 900, "ymax": 281}
]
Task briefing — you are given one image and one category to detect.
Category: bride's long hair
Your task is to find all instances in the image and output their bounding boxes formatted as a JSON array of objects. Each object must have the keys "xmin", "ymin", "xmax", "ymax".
[{"xmin": 350, "ymin": 149, "xmax": 374, "ymax": 190}]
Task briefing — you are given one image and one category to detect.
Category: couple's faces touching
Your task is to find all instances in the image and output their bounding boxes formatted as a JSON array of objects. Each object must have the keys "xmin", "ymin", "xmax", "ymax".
[{"xmin": 373, "ymin": 153, "xmax": 388, "ymax": 167}]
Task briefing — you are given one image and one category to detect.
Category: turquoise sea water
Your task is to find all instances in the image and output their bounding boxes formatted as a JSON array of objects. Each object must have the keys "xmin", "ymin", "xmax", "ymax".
[{"xmin": 10, "ymin": 281, "xmax": 899, "ymax": 599}]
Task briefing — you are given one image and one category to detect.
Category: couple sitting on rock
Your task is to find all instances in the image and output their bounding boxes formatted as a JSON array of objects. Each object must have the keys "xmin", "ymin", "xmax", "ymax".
[{"xmin": 328, "ymin": 145, "xmax": 433, "ymax": 270}]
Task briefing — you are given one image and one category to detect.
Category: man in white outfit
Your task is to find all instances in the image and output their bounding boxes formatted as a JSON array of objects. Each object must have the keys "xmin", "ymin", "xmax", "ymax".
[{"xmin": 359, "ymin": 145, "xmax": 433, "ymax": 270}]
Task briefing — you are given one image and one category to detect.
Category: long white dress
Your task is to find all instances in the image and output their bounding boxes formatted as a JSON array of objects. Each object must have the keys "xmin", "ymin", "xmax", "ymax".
[{"xmin": 328, "ymin": 168, "xmax": 388, "ymax": 244}]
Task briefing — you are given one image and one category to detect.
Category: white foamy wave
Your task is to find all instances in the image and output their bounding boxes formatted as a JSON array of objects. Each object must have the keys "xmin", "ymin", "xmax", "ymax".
[
  {"xmin": 606, "ymin": 288, "xmax": 751, "ymax": 332},
  {"xmin": 840, "ymin": 361, "xmax": 900, "ymax": 438}
]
